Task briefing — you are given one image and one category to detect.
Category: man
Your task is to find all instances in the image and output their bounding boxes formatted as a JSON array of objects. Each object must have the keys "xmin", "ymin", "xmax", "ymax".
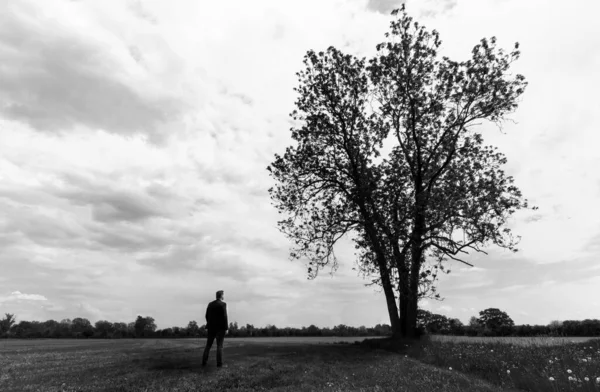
[{"xmin": 202, "ymin": 290, "xmax": 229, "ymax": 367}]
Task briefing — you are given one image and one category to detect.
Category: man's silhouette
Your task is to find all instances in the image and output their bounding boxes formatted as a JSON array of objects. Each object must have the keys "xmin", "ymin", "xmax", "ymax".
[{"xmin": 202, "ymin": 290, "xmax": 229, "ymax": 367}]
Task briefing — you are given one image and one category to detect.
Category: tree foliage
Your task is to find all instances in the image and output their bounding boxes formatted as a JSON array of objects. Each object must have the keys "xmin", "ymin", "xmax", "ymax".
[
  {"xmin": 187, "ymin": 320, "xmax": 200, "ymax": 337},
  {"xmin": 94, "ymin": 320, "xmax": 114, "ymax": 338},
  {"xmin": 3, "ymin": 312, "xmax": 600, "ymax": 338},
  {"xmin": 133, "ymin": 316, "xmax": 157, "ymax": 338},
  {"xmin": 478, "ymin": 308, "xmax": 515, "ymax": 332},
  {"xmin": 417, "ymin": 309, "xmax": 463, "ymax": 334},
  {"xmin": 267, "ymin": 5, "xmax": 531, "ymax": 338},
  {"xmin": 72, "ymin": 318, "xmax": 92, "ymax": 332},
  {"xmin": 0, "ymin": 313, "xmax": 16, "ymax": 335},
  {"xmin": 469, "ymin": 316, "xmax": 480, "ymax": 327}
]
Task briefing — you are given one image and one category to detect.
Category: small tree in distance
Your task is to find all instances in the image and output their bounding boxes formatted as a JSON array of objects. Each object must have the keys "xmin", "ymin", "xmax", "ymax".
[
  {"xmin": 478, "ymin": 308, "xmax": 514, "ymax": 334},
  {"xmin": 548, "ymin": 320, "xmax": 563, "ymax": 336},
  {"xmin": 94, "ymin": 320, "xmax": 114, "ymax": 338},
  {"xmin": 72, "ymin": 317, "xmax": 93, "ymax": 338},
  {"xmin": 134, "ymin": 316, "xmax": 157, "ymax": 338},
  {"xmin": 187, "ymin": 320, "xmax": 200, "ymax": 337},
  {"xmin": 0, "ymin": 313, "xmax": 16, "ymax": 338},
  {"xmin": 469, "ymin": 316, "xmax": 480, "ymax": 328}
]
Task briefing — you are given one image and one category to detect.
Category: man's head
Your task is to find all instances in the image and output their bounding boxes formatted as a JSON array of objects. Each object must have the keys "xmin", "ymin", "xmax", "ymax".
[{"xmin": 216, "ymin": 290, "xmax": 224, "ymax": 300}]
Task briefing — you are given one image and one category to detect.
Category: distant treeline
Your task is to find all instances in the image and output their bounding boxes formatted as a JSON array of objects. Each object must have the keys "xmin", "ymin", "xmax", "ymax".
[
  {"xmin": 1, "ymin": 310, "xmax": 599, "ymax": 339},
  {"xmin": 416, "ymin": 309, "xmax": 600, "ymax": 338},
  {"xmin": 0, "ymin": 314, "xmax": 392, "ymax": 339}
]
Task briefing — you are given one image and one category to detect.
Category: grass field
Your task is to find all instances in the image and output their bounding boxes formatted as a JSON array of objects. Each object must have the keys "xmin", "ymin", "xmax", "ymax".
[
  {"xmin": 408, "ymin": 335, "xmax": 600, "ymax": 391},
  {"xmin": 1, "ymin": 336, "xmax": 599, "ymax": 392},
  {"xmin": 1, "ymin": 337, "xmax": 510, "ymax": 392},
  {"xmin": 430, "ymin": 335, "xmax": 597, "ymax": 346}
]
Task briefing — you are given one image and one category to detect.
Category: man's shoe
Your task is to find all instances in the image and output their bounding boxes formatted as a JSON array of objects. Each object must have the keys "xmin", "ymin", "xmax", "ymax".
[
  {"xmin": 217, "ymin": 364, "xmax": 227, "ymax": 368},
  {"xmin": 201, "ymin": 362, "xmax": 207, "ymax": 367}
]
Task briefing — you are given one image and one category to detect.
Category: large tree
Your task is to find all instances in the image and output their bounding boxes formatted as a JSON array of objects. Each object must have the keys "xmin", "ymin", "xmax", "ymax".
[{"xmin": 268, "ymin": 5, "xmax": 532, "ymax": 339}]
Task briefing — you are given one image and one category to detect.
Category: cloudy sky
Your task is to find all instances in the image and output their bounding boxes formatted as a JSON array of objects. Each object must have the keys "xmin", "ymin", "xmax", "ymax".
[{"xmin": 1, "ymin": 0, "xmax": 599, "ymax": 330}]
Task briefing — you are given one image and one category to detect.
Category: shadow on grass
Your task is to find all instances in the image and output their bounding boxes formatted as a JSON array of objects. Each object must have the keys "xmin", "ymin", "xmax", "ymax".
[
  {"xmin": 360, "ymin": 335, "xmax": 431, "ymax": 353},
  {"xmin": 147, "ymin": 357, "xmax": 199, "ymax": 371},
  {"xmin": 141, "ymin": 348, "xmax": 208, "ymax": 372},
  {"xmin": 143, "ymin": 343, "xmax": 289, "ymax": 373}
]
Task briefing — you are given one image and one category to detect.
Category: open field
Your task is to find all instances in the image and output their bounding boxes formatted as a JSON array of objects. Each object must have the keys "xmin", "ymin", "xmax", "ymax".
[
  {"xmin": 0, "ymin": 336, "xmax": 375, "ymax": 350},
  {"xmin": 2, "ymin": 336, "xmax": 600, "ymax": 391},
  {"xmin": 408, "ymin": 336, "xmax": 600, "ymax": 391},
  {"xmin": 429, "ymin": 335, "xmax": 598, "ymax": 346},
  {"xmin": 0, "ymin": 337, "xmax": 511, "ymax": 392}
]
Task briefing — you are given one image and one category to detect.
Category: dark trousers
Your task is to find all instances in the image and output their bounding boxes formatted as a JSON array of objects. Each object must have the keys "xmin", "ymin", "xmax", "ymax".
[{"xmin": 202, "ymin": 329, "xmax": 225, "ymax": 366}]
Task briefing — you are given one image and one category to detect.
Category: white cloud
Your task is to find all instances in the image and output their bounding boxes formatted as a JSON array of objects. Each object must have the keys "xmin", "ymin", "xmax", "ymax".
[
  {"xmin": 497, "ymin": 284, "xmax": 528, "ymax": 293},
  {"xmin": 77, "ymin": 302, "xmax": 105, "ymax": 322},
  {"xmin": 1, "ymin": 291, "xmax": 48, "ymax": 302},
  {"xmin": 456, "ymin": 280, "xmax": 495, "ymax": 290},
  {"xmin": 0, "ymin": 0, "xmax": 599, "ymax": 329},
  {"xmin": 366, "ymin": 0, "xmax": 404, "ymax": 14},
  {"xmin": 449, "ymin": 266, "xmax": 485, "ymax": 276},
  {"xmin": 0, "ymin": 1, "xmax": 185, "ymax": 144},
  {"xmin": 438, "ymin": 305, "xmax": 453, "ymax": 313}
]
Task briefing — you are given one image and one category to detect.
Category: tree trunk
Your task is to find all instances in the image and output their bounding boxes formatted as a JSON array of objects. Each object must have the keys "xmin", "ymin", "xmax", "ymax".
[
  {"xmin": 405, "ymin": 188, "xmax": 427, "ymax": 339},
  {"xmin": 398, "ymin": 270, "xmax": 409, "ymax": 337},
  {"xmin": 375, "ymin": 254, "xmax": 401, "ymax": 338},
  {"xmin": 356, "ymin": 198, "xmax": 402, "ymax": 338},
  {"xmin": 405, "ymin": 268, "xmax": 420, "ymax": 339}
]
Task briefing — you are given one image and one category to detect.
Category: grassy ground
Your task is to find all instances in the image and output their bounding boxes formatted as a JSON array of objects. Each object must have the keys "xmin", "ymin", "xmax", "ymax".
[
  {"xmin": 0, "ymin": 338, "xmax": 509, "ymax": 392},
  {"xmin": 430, "ymin": 335, "xmax": 597, "ymax": 345},
  {"xmin": 366, "ymin": 335, "xmax": 600, "ymax": 392}
]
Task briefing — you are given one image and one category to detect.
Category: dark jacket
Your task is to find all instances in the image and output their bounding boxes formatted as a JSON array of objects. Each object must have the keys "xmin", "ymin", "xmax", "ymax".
[{"xmin": 205, "ymin": 299, "xmax": 228, "ymax": 331}]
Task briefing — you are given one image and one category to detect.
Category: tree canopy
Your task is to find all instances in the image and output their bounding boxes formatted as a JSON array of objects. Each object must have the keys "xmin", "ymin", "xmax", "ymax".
[
  {"xmin": 478, "ymin": 308, "xmax": 515, "ymax": 331},
  {"xmin": 0, "ymin": 313, "xmax": 16, "ymax": 334},
  {"xmin": 268, "ymin": 5, "xmax": 533, "ymax": 338},
  {"xmin": 134, "ymin": 316, "xmax": 157, "ymax": 338}
]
